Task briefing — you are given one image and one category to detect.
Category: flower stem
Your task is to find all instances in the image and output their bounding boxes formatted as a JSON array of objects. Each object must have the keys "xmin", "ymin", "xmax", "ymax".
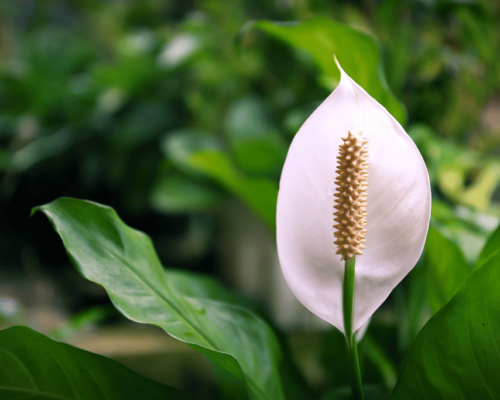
[{"xmin": 343, "ymin": 256, "xmax": 364, "ymax": 400}]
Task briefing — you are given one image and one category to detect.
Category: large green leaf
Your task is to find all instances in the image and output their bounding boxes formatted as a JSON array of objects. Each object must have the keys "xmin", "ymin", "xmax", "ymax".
[
  {"xmin": 250, "ymin": 17, "xmax": 407, "ymax": 125},
  {"xmin": 425, "ymin": 223, "xmax": 471, "ymax": 313},
  {"xmin": 165, "ymin": 269, "xmax": 313, "ymax": 400},
  {"xmin": 391, "ymin": 251, "xmax": 500, "ymax": 399},
  {"xmin": 475, "ymin": 221, "xmax": 500, "ymax": 269},
  {"xmin": 33, "ymin": 198, "xmax": 285, "ymax": 400},
  {"xmin": 0, "ymin": 326, "xmax": 196, "ymax": 400},
  {"xmin": 164, "ymin": 269, "xmax": 263, "ymax": 399},
  {"xmin": 163, "ymin": 131, "xmax": 278, "ymax": 231}
]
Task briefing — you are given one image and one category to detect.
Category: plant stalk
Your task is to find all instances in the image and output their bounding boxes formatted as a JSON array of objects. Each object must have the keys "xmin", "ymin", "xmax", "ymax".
[{"xmin": 343, "ymin": 256, "xmax": 364, "ymax": 400}]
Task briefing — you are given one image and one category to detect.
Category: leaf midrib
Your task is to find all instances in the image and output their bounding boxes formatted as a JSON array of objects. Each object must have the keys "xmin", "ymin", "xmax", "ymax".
[
  {"xmin": 0, "ymin": 386, "xmax": 75, "ymax": 400},
  {"xmin": 50, "ymin": 204, "xmax": 217, "ymax": 351},
  {"xmin": 96, "ymin": 245, "xmax": 277, "ymax": 400},
  {"xmin": 47, "ymin": 204, "xmax": 273, "ymax": 400},
  {"xmin": 95, "ymin": 243, "xmax": 217, "ymax": 349},
  {"xmin": 87, "ymin": 250, "xmax": 269, "ymax": 400},
  {"xmin": 0, "ymin": 347, "xmax": 37, "ymax": 388}
]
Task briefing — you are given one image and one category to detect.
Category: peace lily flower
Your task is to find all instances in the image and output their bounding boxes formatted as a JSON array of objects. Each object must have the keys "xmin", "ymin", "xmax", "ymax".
[{"xmin": 276, "ymin": 58, "xmax": 431, "ymax": 336}]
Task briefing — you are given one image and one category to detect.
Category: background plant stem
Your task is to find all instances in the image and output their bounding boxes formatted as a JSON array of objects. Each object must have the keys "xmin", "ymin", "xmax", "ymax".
[{"xmin": 343, "ymin": 256, "xmax": 365, "ymax": 400}]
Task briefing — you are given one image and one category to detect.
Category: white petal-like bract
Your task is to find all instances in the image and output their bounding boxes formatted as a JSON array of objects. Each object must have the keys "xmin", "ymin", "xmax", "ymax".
[{"xmin": 276, "ymin": 59, "xmax": 431, "ymax": 333}]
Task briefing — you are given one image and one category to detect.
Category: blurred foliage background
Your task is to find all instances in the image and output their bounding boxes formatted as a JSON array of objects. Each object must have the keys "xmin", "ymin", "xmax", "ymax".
[{"xmin": 1, "ymin": 0, "xmax": 500, "ymax": 398}]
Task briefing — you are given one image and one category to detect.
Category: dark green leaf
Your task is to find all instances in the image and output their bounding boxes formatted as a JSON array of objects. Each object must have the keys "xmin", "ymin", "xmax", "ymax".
[
  {"xmin": 475, "ymin": 221, "xmax": 500, "ymax": 270},
  {"xmin": 0, "ymin": 326, "xmax": 197, "ymax": 400},
  {"xmin": 321, "ymin": 385, "xmax": 387, "ymax": 400},
  {"xmin": 425, "ymin": 223, "xmax": 471, "ymax": 313},
  {"xmin": 33, "ymin": 198, "xmax": 285, "ymax": 400},
  {"xmin": 362, "ymin": 335, "xmax": 398, "ymax": 391},
  {"xmin": 207, "ymin": 359, "xmax": 249, "ymax": 400},
  {"xmin": 394, "ymin": 259, "xmax": 429, "ymax": 355},
  {"xmin": 250, "ymin": 17, "xmax": 407, "ymax": 125},
  {"xmin": 391, "ymin": 251, "xmax": 500, "ymax": 399}
]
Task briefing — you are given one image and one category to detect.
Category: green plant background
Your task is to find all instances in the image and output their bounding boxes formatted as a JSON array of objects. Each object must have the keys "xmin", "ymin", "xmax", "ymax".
[{"xmin": 1, "ymin": 0, "xmax": 500, "ymax": 399}]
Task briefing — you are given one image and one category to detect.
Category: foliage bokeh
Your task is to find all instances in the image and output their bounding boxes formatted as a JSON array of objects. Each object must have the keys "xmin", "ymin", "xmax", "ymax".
[{"xmin": 1, "ymin": 0, "xmax": 500, "ymax": 399}]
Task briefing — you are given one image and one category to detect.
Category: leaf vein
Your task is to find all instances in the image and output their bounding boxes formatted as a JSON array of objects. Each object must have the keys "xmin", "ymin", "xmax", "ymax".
[
  {"xmin": 464, "ymin": 293, "xmax": 495, "ymax": 399},
  {"xmin": 485, "ymin": 295, "xmax": 500, "ymax": 358},
  {"xmin": 0, "ymin": 347, "xmax": 37, "ymax": 389},
  {"xmin": 0, "ymin": 386, "xmax": 74, "ymax": 400}
]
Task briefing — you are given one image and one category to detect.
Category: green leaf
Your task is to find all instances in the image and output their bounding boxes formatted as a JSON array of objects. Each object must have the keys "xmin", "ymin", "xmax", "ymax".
[
  {"xmin": 391, "ymin": 251, "xmax": 500, "ymax": 399},
  {"xmin": 425, "ymin": 223, "xmax": 472, "ymax": 313},
  {"xmin": 163, "ymin": 131, "xmax": 278, "ymax": 231},
  {"xmin": 165, "ymin": 270, "xmax": 283, "ymax": 399},
  {"xmin": 33, "ymin": 198, "xmax": 285, "ymax": 400},
  {"xmin": 188, "ymin": 151, "xmax": 278, "ymax": 231},
  {"xmin": 207, "ymin": 359, "xmax": 249, "ymax": 400},
  {"xmin": 362, "ymin": 335, "xmax": 398, "ymax": 391},
  {"xmin": 165, "ymin": 269, "xmax": 264, "ymax": 317},
  {"xmin": 475, "ymin": 221, "xmax": 500, "ymax": 269},
  {"xmin": 394, "ymin": 260, "xmax": 429, "ymax": 355},
  {"xmin": 150, "ymin": 173, "xmax": 223, "ymax": 214},
  {"xmin": 321, "ymin": 385, "xmax": 387, "ymax": 400},
  {"xmin": 49, "ymin": 305, "xmax": 115, "ymax": 341},
  {"xmin": 250, "ymin": 17, "xmax": 407, "ymax": 125},
  {"xmin": 165, "ymin": 270, "xmax": 313, "ymax": 400},
  {"xmin": 0, "ymin": 326, "xmax": 197, "ymax": 400},
  {"xmin": 231, "ymin": 137, "xmax": 286, "ymax": 176},
  {"xmin": 225, "ymin": 96, "xmax": 287, "ymax": 174}
]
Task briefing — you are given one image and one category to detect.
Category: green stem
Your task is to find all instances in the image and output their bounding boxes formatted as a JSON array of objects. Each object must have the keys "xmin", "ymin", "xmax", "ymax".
[{"xmin": 343, "ymin": 256, "xmax": 364, "ymax": 400}]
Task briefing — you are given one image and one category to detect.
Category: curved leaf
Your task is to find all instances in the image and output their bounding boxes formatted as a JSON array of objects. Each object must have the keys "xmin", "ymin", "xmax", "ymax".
[
  {"xmin": 250, "ymin": 17, "xmax": 407, "ymax": 125},
  {"xmin": 150, "ymin": 173, "xmax": 223, "ymax": 214},
  {"xmin": 425, "ymin": 223, "xmax": 471, "ymax": 313},
  {"xmin": 188, "ymin": 150, "xmax": 278, "ymax": 231},
  {"xmin": 391, "ymin": 251, "xmax": 500, "ymax": 399},
  {"xmin": 33, "ymin": 198, "xmax": 285, "ymax": 400},
  {"xmin": 165, "ymin": 269, "xmax": 264, "ymax": 318},
  {"xmin": 163, "ymin": 131, "xmax": 278, "ymax": 231},
  {"xmin": 0, "ymin": 326, "xmax": 197, "ymax": 400},
  {"xmin": 475, "ymin": 221, "xmax": 500, "ymax": 269}
]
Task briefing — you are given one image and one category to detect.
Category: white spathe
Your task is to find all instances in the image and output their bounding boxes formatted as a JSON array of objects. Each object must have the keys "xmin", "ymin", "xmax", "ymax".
[{"xmin": 276, "ymin": 59, "xmax": 431, "ymax": 334}]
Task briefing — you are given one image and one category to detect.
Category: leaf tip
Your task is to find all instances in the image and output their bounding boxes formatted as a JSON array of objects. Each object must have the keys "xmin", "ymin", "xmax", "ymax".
[{"xmin": 30, "ymin": 206, "xmax": 42, "ymax": 218}]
